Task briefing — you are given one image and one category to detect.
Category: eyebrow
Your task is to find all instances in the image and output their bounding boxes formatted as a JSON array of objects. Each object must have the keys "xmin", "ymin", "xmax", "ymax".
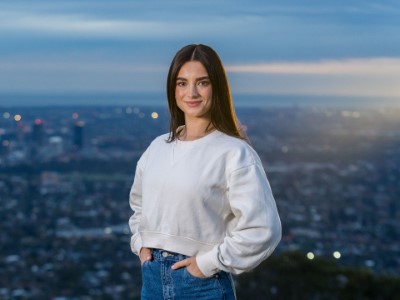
[{"xmin": 176, "ymin": 76, "xmax": 210, "ymax": 81}]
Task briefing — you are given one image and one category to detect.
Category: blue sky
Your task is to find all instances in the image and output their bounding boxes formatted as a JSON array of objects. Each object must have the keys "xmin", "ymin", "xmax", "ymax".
[{"xmin": 0, "ymin": 0, "xmax": 399, "ymax": 101}]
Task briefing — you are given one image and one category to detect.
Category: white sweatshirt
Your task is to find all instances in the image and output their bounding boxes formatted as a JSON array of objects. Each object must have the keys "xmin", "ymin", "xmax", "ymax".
[{"xmin": 129, "ymin": 130, "xmax": 281, "ymax": 277}]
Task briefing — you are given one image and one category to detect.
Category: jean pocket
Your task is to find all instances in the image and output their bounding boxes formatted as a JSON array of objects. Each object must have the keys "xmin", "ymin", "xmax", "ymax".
[
  {"xmin": 182, "ymin": 267, "xmax": 225, "ymax": 298},
  {"xmin": 184, "ymin": 267, "xmax": 213, "ymax": 281},
  {"xmin": 141, "ymin": 260, "xmax": 150, "ymax": 268}
]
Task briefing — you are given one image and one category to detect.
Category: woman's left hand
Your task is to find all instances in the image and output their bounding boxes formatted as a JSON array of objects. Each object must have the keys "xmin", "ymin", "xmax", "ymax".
[{"xmin": 171, "ymin": 256, "xmax": 206, "ymax": 278}]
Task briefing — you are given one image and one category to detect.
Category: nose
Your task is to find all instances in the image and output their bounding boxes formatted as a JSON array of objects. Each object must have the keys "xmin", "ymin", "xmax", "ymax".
[{"xmin": 189, "ymin": 84, "xmax": 199, "ymax": 98}]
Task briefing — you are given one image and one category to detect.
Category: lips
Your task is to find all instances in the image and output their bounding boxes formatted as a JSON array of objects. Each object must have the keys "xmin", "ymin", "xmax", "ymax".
[{"xmin": 185, "ymin": 101, "xmax": 202, "ymax": 107}]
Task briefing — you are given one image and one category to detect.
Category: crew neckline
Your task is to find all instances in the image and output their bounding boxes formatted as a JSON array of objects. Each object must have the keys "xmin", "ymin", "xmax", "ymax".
[{"xmin": 176, "ymin": 126, "xmax": 221, "ymax": 144}]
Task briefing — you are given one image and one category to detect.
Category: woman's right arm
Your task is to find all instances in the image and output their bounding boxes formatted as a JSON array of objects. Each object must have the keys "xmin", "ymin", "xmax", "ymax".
[{"xmin": 128, "ymin": 149, "xmax": 149, "ymax": 256}]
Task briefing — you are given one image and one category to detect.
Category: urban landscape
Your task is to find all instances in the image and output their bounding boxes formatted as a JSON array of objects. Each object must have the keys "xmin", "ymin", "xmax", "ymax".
[{"xmin": 0, "ymin": 102, "xmax": 399, "ymax": 299}]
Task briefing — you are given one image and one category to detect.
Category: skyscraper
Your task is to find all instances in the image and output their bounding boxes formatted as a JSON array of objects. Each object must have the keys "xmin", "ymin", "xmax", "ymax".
[
  {"xmin": 73, "ymin": 121, "xmax": 84, "ymax": 151},
  {"xmin": 32, "ymin": 119, "xmax": 44, "ymax": 146}
]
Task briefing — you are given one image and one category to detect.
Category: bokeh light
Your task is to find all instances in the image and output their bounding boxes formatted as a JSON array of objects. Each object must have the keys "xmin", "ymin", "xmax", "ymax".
[
  {"xmin": 333, "ymin": 251, "xmax": 341, "ymax": 259},
  {"xmin": 307, "ymin": 252, "xmax": 315, "ymax": 260}
]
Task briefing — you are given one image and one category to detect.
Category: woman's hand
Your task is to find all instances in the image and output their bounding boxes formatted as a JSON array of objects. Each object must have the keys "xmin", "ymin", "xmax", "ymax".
[
  {"xmin": 140, "ymin": 247, "xmax": 153, "ymax": 265},
  {"xmin": 171, "ymin": 256, "xmax": 206, "ymax": 278}
]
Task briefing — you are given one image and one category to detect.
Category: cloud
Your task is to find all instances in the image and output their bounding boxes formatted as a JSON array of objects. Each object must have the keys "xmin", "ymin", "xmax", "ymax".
[
  {"xmin": 0, "ymin": 61, "xmax": 165, "ymax": 73},
  {"xmin": 229, "ymin": 72, "xmax": 399, "ymax": 97},
  {"xmin": 0, "ymin": 59, "xmax": 167, "ymax": 93},
  {"xmin": 1, "ymin": 56, "xmax": 399, "ymax": 97},
  {"xmin": 0, "ymin": 10, "xmax": 253, "ymax": 39},
  {"xmin": 0, "ymin": 11, "xmax": 170, "ymax": 38},
  {"xmin": 0, "ymin": 1, "xmax": 399, "ymax": 98},
  {"xmin": 226, "ymin": 57, "xmax": 400, "ymax": 97},
  {"xmin": 1, "ymin": 1, "xmax": 399, "ymax": 62},
  {"xmin": 227, "ymin": 57, "xmax": 400, "ymax": 75}
]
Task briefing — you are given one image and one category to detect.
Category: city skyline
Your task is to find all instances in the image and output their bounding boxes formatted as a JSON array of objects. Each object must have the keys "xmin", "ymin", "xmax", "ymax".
[
  {"xmin": 0, "ymin": 0, "xmax": 399, "ymax": 104},
  {"xmin": 1, "ymin": 105, "xmax": 399, "ymax": 298}
]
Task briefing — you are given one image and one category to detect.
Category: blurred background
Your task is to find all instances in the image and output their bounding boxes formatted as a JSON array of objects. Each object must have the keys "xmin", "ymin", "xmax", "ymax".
[{"xmin": 0, "ymin": 0, "xmax": 399, "ymax": 299}]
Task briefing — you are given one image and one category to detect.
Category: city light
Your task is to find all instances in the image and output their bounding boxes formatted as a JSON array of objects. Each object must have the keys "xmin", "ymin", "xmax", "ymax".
[
  {"xmin": 333, "ymin": 251, "xmax": 341, "ymax": 259},
  {"xmin": 72, "ymin": 113, "xmax": 79, "ymax": 119},
  {"xmin": 365, "ymin": 260, "xmax": 375, "ymax": 267},
  {"xmin": 307, "ymin": 252, "xmax": 315, "ymax": 260},
  {"xmin": 151, "ymin": 112, "xmax": 159, "ymax": 119},
  {"xmin": 3, "ymin": 112, "xmax": 10, "ymax": 119},
  {"xmin": 281, "ymin": 146, "xmax": 289, "ymax": 153},
  {"xmin": 341, "ymin": 110, "xmax": 360, "ymax": 118},
  {"xmin": 34, "ymin": 119, "xmax": 42, "ymax": 125},
  {"xmin": 104, "ymin": 227, "xmax": 112, "ymax": 235},
  {"xmin": 2, "ymin": 140, "xmax": 10, "ymax": 147},
  {"xmin": 14, "ymin": 114, "xmax": 22, "ymax": 122},
  {"xmin": 125, "ymin": 107, "xmax": 132, "ymax": 114},
  {"xmin": 341, "ymin": 110, "xmax": 351, "ymax": 117}
]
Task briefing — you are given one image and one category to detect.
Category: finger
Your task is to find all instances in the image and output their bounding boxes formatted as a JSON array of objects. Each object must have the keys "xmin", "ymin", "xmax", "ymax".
[
  {"xmin": 143, "ymin": 249, "xmax": 152, "ymax": 261},
  {"xmin": 141, "ymin": 254, "xmax": 152, "ymax": 262},
  {"xmin": 171, "ymin": 259, "xmax": 189, "ymax": 270},
  {"xmin": 140, "ymin": 248, "xmax": 153, "ymax": 262}
]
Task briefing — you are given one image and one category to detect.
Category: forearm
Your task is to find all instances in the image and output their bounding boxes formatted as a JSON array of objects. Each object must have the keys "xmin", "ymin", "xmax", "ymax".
[{"xmin": 196, "ymin": 163, "xmax": 282, "ymax": 276}]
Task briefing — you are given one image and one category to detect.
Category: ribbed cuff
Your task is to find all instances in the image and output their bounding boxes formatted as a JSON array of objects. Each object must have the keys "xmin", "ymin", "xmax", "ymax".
[{"xmin": 196, "ymin": 250, "xmax": 220, "ymax": 277}]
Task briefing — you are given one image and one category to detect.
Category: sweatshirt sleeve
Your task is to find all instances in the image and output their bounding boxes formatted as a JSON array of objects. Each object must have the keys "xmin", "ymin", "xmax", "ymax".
[
  {"xmin": 128, "ymin": 149, "xmax": 149, "ymax": 256},
  {"xmin": 196, "ymin": 162, "xmax": 282, "ymax": 277}
]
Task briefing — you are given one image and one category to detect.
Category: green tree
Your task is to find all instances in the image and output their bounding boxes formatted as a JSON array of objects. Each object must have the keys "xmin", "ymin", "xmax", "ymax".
[{"xmin": 236, "ymin": 251, "xmax": 400, "ymax": 300}]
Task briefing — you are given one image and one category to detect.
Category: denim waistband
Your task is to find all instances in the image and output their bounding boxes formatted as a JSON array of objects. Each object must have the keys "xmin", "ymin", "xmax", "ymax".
[{"xmin": 151, "ymin": 248, "xmax": 188, "ymax": 262}]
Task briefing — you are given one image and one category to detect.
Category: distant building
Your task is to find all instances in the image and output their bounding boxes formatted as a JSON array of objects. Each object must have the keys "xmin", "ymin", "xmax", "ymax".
[
  {"xmin": 30, "ymin": 119, "xmax": 45, "ymax": 159},
  {"xmin": 32, "ymin": 119, "xmax": 44, "ymax": 146},
  {"xmin": 49, "ymin": 136, "xmax": 63, "ymax": 156},
  {"xmin": 73, "ymin": 121, "xmax": 84, "ymax": 150},
  {"xmin": 0, "ymin": 129, "xmax": 10, "ymax": 157},
  {"xmin": 0, "ymin": 138, "xmax": 11, "ymax": 157}
]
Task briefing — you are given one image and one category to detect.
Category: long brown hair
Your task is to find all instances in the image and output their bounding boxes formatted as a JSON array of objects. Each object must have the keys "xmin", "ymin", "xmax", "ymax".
[{"xmin": 166, "ymin": 44, "xmax": 246, "ymax": 142}]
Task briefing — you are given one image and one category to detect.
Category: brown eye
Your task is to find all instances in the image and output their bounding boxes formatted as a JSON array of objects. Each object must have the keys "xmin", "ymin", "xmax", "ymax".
[
  {"xmin": 176, "ymin": 81, "xmax": 186, "ymax": 87},
  {"xmin": 198, "ymin": 81, "xmax": 210, "ymax": 86}
]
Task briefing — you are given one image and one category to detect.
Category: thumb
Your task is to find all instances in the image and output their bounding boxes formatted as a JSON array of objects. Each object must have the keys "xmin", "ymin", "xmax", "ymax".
[{"xmin": 171, "ymin": 258, "xmax": 190, "ymax": 270}]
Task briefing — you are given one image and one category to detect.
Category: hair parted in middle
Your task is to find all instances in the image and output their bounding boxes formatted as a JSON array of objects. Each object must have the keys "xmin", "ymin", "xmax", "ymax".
[{"xmin": 166, "ymin": 44, "xmax": 246, "ymax": 142}]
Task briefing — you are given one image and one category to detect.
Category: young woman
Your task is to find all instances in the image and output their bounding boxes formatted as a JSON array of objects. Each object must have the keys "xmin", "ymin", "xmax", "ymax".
[{"xmin": 129, "ymin": 44, "xmax": 281, "ymax": 299}]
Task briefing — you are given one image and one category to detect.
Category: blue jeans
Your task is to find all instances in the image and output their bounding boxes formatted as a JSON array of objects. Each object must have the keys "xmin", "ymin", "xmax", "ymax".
[{"xmin": 141, "ymin": 249, "xmax": 236, "ymax": 300}]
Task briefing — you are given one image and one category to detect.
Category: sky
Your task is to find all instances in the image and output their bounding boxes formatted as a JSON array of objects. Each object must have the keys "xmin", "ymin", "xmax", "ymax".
[{"xmin": 0, "ymin": 0, "xmax": 399, "ymax": 104}]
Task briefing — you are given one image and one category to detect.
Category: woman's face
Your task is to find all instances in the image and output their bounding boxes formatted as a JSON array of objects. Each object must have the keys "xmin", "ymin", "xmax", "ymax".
[{"xmin": 175, "ymin": 61, "xmax": 212, "ymax": 121}]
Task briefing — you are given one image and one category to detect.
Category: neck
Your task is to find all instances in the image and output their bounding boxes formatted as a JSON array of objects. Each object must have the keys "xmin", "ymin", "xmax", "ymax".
[{"xmin": 180, "ymin": 117, "xmax": 214, "ymax": 141}]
